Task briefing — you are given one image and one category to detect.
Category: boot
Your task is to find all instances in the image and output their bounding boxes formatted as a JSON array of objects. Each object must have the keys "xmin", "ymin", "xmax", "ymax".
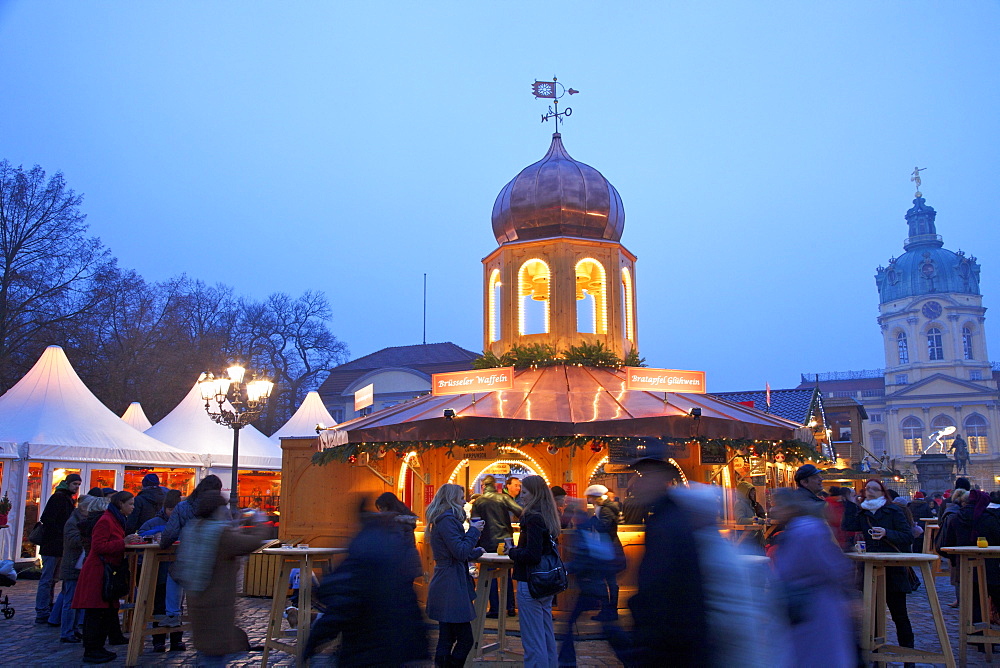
[
  {"xmin": 151, "ymin": 622, "xmax": 166, "ymax": 652},
  {"xmin": 169, "ymin": 631, "xmax": 186, "ymax": 652}
]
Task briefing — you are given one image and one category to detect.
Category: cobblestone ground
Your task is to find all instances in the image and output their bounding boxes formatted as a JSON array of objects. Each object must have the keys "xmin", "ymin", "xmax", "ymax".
[
  {"xmin": 0, "ymin": 580, "xmax": 622, "ymax": 667},
  {"xmin": 3, "ymin": 567, "xmax": 997, "ymax": 667}
]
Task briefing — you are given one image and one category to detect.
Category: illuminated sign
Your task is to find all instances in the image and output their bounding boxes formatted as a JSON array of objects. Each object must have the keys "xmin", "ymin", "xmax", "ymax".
[
  {"xmin": 624, "ymin": 367, "xmax": 706, "ymax": 394},
  {"xmin": 432, "ymin": 367, "xmax": 515, "ymax": 396},
  {"xmin": 354, "ymin": 383, "xmax": 374, "ymax": 412}
]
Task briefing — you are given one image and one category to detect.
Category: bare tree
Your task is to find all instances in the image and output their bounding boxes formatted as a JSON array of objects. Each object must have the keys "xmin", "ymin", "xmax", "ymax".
[{"xmin": 0, "ymin": 161, "xmax": 110, "ymax": 387}]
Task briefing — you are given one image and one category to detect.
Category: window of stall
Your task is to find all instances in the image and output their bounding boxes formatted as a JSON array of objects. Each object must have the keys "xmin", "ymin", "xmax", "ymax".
[
  {"xmin": 21, "ymin": 462, "xmax": 43, "ymax": 558},
  {"xmin": 124, "ymin": 467, "xmax": 196, "ymax": 496},
  {"xmin": 50, "ymin": 467, "xmax": 82, "ymax": 494},
  {"xmin": 237, "ymin": 470, "xmax": 281, "ymax": 514},
  {"xmin": 89, "ymin": 469, "xmax": 117, "ymax": 492}
]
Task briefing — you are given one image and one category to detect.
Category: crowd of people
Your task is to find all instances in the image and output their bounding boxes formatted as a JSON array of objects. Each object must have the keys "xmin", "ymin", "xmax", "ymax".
[
  {"xmin": 30, "ymin": 473, "xmax": 268, "ymax": 665},
  {"xmin": 27, "ymin": 459, "xmax": 1000, "ymax": 668}
]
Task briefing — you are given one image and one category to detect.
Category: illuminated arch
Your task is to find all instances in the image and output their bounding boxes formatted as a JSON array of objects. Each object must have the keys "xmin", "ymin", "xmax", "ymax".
[
  {"xmin": 588, "ymin": 455, "xmax": 610, "ymax": 482},
  {"xmin": 519, "ymin": 259, "xmax": 550, "ymax": 334},
  {"xmin": 621, "ymin": 267, "xmax": 635, "ymax": 342},
  {"xmin": 488, "ymin": 269, "xmax": 502, "ymax": 342},
  {"xmin": 575, "ymin": 258, "xmax": 608, "ymax": 334},
  {"xmin": 445, "ymin": 446, "xmax": 551, "ymax": 488}
]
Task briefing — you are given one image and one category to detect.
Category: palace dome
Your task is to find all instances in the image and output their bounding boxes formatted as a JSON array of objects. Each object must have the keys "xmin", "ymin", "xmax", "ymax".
[
  {"xmin": 875, "ymin": 196, "xmax": 981, "ymax": 304},
  {"xmin": 491, "ymin": 133, "xmax": 624, "ymax": 244}
]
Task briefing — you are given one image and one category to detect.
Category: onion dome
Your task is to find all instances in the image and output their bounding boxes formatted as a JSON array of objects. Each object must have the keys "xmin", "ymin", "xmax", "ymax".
[
  {"xmin": 875, "ymin": 196, "xmax": 981, "ymax": 303},
  {"xmin": 492, "ymin": 133, "xmax": 624, "ymax": 244}
]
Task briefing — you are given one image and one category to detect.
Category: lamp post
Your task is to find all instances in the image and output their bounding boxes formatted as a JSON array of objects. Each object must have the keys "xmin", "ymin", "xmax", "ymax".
[{"xmin": 199, "ymin": 365, "xmax": 274, "ymax": 512}]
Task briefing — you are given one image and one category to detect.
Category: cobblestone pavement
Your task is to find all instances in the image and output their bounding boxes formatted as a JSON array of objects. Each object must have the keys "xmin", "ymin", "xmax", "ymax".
[
  {"xmin": 4, "ymin": 567, "xmax": 998, "ymax": 667},
  {"xmin": 0, "ymin": 579, "xmax": 622, "ymax": 667}
]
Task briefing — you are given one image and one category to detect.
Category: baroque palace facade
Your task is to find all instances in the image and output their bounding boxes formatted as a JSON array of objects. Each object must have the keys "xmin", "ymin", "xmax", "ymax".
[{"xmin": 800, "ymin": 183, "xmax": 1000, "ymax": 488}]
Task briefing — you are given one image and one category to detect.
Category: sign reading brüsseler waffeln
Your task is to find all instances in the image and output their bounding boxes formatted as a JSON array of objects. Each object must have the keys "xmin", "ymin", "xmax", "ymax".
[
  {"xmin": 624, "ymin": 367, "xmax": 707, "ymax": 394},
  {"xmin": 431, "ymin": 367, "xmax": 515, "ymax": 396}
]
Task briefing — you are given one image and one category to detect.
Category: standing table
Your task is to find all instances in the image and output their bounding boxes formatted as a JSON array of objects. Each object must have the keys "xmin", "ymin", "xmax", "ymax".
[
  {"xmin": 124, "ymin": 543, "xmax": 189, "ymax": 667},
  {"xmin": 922, "ymin": 520, "xmax": 944, "ymax": 575},
  {"xmin": 847, "ymin": 552, "xmax": 955, "ymax": 667},
  {"xmin": 941, "ymin": 546, "xmax": 1000, "ymax": 667},
  {"xmin": 470, "ymin": 553, "xmax": 520, "ymax": 664},
  {"xmin": 259, "ymin": 546, "xmax": 346, "ymax": 667}
]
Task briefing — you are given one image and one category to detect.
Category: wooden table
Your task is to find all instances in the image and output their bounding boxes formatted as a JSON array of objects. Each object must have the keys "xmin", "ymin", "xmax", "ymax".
[
  {"xmin": 124, "ymin": 543, "xmax": 189, "ymax": 667},
  {"xmin": 923, "ymin": 520, "xmax": 944, "ymax": 575},
  {"xmin": 941, "ymin": 546, "xmax": 1000, "ymax": 667},
  {"xmin": 471, "ymin": 553, "xmax": 521, "ymax": 664},
  {"xmin": 846, "ymin": 552, "xmax": 955, "ymax": 667},
  {"xmin": 259, "ymin": 546, "xmax": 346, "ymax": 667}
]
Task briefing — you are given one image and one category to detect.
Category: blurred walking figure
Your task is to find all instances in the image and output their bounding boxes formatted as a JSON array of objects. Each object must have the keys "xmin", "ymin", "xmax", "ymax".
[
  {"xmin": 72, "ymin": 491, "xmax": 135, "ymax": 664},
  {"xmin": 842, "ymin": 478, "xmax": 916, "ymax": 651},
  {"xmin": 304, "ymin": 499, "xmax": 428, "ymax": 666},
  {"xmin": 375, "ymin": 491, "xmax": 418, "ymax": 548},
  {"xmin": 36, "ymin": 473, "xmax": 82, "ymax": 624},
  {"xmin": 584, "ymin": 484, "xmax": 625, "ymax": 621},
  {"xmin": 425, "ymin": 483, "xmax": 486, "ymax": 667},
  {"xmin": 770, "ymin": 488, "xmax": 854, "ymax": 668},
  {"xmin": 508, "ymin": 475, "xmax": 562, "ymax": 668},
  {"xmin": 472, "ymin": 475, "xmax": 521, "ymax": 617},
  {"xmin": 173, "ymin": 490, "xmax": 268, "ymax": 667}
]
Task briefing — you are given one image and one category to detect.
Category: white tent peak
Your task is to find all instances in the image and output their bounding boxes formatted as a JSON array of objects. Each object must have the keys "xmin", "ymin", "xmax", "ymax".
[
  {"xmin": 271, "ymin": 391, "xmax": 336, "ymax": 441},
  {"xmin": 146, "ymin": 381, "xmax": 282, "ymax": 469},
  {"xmin": 121, "ymin": 402, "xmax": 153, "ymax": 432},
  {"xmin": 0, "ymin": 345, "xmax": 200, "ymax": 466}
]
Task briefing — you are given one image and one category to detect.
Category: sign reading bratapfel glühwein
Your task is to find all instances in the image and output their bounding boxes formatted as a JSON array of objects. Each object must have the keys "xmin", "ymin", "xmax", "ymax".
[
  {"xmin": 432, "ymin": 367, "xmax": 515, "ymax": 396},
  {"xmin": 624, "ymin": 367, "xmax": 707, "ymax": 394}
]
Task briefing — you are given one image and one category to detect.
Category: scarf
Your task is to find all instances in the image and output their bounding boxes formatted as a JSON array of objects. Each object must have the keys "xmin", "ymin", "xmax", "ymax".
[
  {"xmin": 107, "ymin": 504, "xmax": 128, "ymax": 530},
  {"xmin": 173, "ymin": 517, "xmax": 228, "ymax": 593},
  {"xmin": 860, "ymin": 496, "xmax": 886, "ymax": 512}
]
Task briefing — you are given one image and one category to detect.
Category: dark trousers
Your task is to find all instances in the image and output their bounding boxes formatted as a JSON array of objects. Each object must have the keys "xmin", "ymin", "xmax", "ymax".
[
  {"xmin": 885, "ymin": 590, "xmax": 914, "ymax": 648},
  {"xmin": 600, "ymin": 571, "xmax": 619, "ymax": 614},
  {"xmin": 82, "ymin": 608, "xmax": 118, "ymax": 653},
  {"xmin": 435, "ymin": 621, "xmax": 474, "ymax": 666},
  {"xmin": 489, "ymin": 572, "xmax": 515, "ymax": 613},
  {"xmin": 152, "ymin": 578, "xmax": 182, "ymax": 649}
]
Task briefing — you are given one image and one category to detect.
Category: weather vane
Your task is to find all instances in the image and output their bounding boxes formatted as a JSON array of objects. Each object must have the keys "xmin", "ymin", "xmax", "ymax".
[
  {"xmin": 910, "ymin": 166, "xmax": 926, "ymax": 197},
  {"xmin": 531, "ymin": 76, "xmax": 579, "ymax": 131}
]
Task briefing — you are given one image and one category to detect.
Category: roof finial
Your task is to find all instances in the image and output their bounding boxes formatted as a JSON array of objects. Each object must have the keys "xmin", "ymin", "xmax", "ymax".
[
  {"xmin": 910, "ymin": 166, "xmax": 926, "ymax": 198},
  {"xmin": 531, "ymin": 76, "xmax": 579, "ymax": 132}
]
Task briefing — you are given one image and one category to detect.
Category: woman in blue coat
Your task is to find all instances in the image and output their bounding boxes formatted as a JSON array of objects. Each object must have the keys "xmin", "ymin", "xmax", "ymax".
[{"xmin": 426, "ymin": 483, "xmax": 485, "ymax": 668}]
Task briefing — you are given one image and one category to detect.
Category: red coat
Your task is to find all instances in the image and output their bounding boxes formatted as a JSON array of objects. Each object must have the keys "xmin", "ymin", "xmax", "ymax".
[{"xmin": 72, "ymin": 510, "xmax": 126, "ymax": 609}]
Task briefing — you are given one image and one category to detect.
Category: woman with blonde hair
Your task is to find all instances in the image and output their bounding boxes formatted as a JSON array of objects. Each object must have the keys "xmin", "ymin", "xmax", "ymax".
[
  {"xmin": 426, "ymin": 483, "xmax": 486, "ymax": 667},
  {"xmin": 508, "ymin": 475, "xmax": 561, "ymax": 667}
]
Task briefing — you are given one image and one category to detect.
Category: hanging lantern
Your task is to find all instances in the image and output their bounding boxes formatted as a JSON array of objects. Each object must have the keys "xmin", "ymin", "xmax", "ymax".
[
  {"xmin": 590, "ymin": 443, "xmax": 604, "ymax": 454},
  {"xmin": 546, "ymin": 444, "xmax": 559, "ymax": 455},
  {"xmin": 375, "ymin": 448, "xmax": 386, "ymax": 459},
  {"xmin": 774, "ymin": 452, "xmax": 785, "ymax": 463}
]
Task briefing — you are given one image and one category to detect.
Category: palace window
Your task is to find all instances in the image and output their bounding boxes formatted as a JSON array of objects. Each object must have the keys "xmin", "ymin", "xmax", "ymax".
[
  {"xmin": 895, "ymin": 374, "xmax": 909, "ymax": 385},
  {"xmin": 901, "ymin": 416, "xmax": 924, "ymax": 456},
  {"xmin": 965, "ymin": 414, "xmax": 990, "ymax": 455},
  {"xmin": 870, "ymin": 430, "xmax": 886, "ymax": 451},
  {"xmin": 897, "ymin": 332, "xmax": 909, "ymax": 364},
  {"xmin": 488, "ymin": 269, "xmax": 502, "ymax": 342},
  {"xmin": 927, "ymin": 328, "xmax": 944, "ymax": 361},
  {"xmin": 518, "ymin": 259, "xmax": 550, "ymax": 335},
  {"xmin": 575, "ymin": 258, "xmax": 607, "ymax": 334},
  {"xmin": 869, "ymin": 413, "xmax": 883, "ymax": 423},
  {"xmin": 963, "ymin": 327, "xmax": 974, "ymax": 360},
  {"xmin": 971, "ymin": 370, "xmax": 984, "ymax": 381},
  {"xmin": 621, "ymin": 267, "xmax": 635, "ymax": 342}
]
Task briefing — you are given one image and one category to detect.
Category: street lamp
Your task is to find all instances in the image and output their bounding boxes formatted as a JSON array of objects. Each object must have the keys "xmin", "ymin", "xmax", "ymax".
[{"xmin": 199, "ymin": 365, "xmax": 274, "ymax": 512}]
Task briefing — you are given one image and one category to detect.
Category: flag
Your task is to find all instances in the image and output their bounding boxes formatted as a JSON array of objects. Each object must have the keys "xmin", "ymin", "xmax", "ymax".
[
  {"xmin": 765, "ymin": 382, "xmax": 771, "ymax": 408},
  {"xmin": 532, "ymin": 81, "xmax": 557, "ymax": 98}
]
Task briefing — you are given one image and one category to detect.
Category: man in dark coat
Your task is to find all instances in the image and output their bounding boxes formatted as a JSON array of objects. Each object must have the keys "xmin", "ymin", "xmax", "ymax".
[
  {"xmin": 472, "ymin": 475, "xmax": 521, "ymax": 617},
  {"xmin": 126, "ymin": 473, "xmax": 166, "ymax": 534},
  {"xmin": 35, "ymin": 473, "xmax": 81, "ymax": 624},
  {"xmin": 304, "ymin": 511, "xmax": 427, "ymax": 666}
]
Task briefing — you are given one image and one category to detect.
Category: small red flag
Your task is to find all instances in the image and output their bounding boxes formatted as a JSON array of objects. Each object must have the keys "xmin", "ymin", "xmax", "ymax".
[{"xmin": 532, "ymin": 81, "xmax": 557, "ymax": 98}]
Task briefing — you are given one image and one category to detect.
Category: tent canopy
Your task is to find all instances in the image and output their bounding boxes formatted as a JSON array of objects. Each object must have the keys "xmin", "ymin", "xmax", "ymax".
[
  {"xmin": 146, "ymin": 382, "xmax": 282, "ymax": 470},
  {"xmin": 0, "ymin": 346, "xmax": 201, "ymax": 466},
  {"xmin": 271, "ymin": 391, "xmax": 336, "ymax": 441},
  {"xmin": 121, "ymin": 402, "xmax": 153, "ymax": 432}
]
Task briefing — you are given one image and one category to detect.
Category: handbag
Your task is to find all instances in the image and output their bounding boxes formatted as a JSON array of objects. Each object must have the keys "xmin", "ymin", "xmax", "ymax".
[
  {"xmin": 28, "ymin": 522, "xmax": 45, "ymax": 545},
  {"xmin": 101, "ymin": 556, "xmax": 130, "ymax": 603},
  {"xmin": 866, "ymin": 515, "xmax": 921, "ymax": 592},
  {"xmin": 527, "ymin": 536, "xmax": 568, "ymax": 599}
]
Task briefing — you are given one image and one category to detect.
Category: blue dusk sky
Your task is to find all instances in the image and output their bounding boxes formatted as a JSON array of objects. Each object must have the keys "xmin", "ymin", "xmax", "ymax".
[{"xmin": 1, "ymin": 2, "xmax": 997, "ymax": 392}]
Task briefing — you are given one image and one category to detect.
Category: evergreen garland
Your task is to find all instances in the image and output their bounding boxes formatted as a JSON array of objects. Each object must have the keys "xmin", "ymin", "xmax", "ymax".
[{"xmin": 472, "ymin": 341, "xmax": 648, "ymax": 370}]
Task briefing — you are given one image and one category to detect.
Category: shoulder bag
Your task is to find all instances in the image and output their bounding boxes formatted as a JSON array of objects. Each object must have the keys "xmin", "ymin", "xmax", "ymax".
[
  {"xmin": 527, "ymin": 536, "xmax": 568, "ymax": 599},
  {"xmin": 28, "ymin": 522, "xmax": 45, "ymax": 545},
  {"xmin": 101, "ymin": 556, "xmax": 131, "ymax": 603}
]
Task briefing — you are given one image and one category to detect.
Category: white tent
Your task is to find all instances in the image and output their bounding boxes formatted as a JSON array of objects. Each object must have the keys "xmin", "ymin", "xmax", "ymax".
[
  {"xmin": 146, "ymin": 382, "xmax": 282, "ymax": 470},
  {"xmin": 121, "ymin": 402, "xmax": 153, "ymax": 431},
  {"xmin": 270, "ymin": 391, "xmax": 336, "ymax": 441}
]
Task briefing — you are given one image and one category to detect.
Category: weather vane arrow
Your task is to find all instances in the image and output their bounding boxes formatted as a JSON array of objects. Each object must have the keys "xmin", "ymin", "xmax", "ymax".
[{"xmin": 531, "ymin": 76, "xmax": 578, "ymax": 130}]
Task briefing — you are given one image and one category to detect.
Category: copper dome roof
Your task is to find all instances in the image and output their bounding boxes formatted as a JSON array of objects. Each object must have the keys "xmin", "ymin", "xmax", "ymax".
[{"xmin": 491, "ymin": 133, "xmax": 625, "ymax": 244}]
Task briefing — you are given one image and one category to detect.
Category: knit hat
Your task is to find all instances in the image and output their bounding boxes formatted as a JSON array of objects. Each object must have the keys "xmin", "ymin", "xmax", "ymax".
[
  {"xmin": 65, "ymin": 473, "xmax": 82, "ymax": 484},
  {"xmin": 956, "ymin": 477, "xmax": 972, "ymax": 491},
  {"xmin": 87, "ymin": 486, "xmax": 103, "ymax": 497},
  {"xmin": 142, "ymin": 473, "xmax": 160, "ymax": 487},
  {"xmin": 585, "ymin": 484, "xmax": 609, "ymax": 498},
  {"xmin": 794, "ymin": 464, "xmax": 821, "ymax": 484}
]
